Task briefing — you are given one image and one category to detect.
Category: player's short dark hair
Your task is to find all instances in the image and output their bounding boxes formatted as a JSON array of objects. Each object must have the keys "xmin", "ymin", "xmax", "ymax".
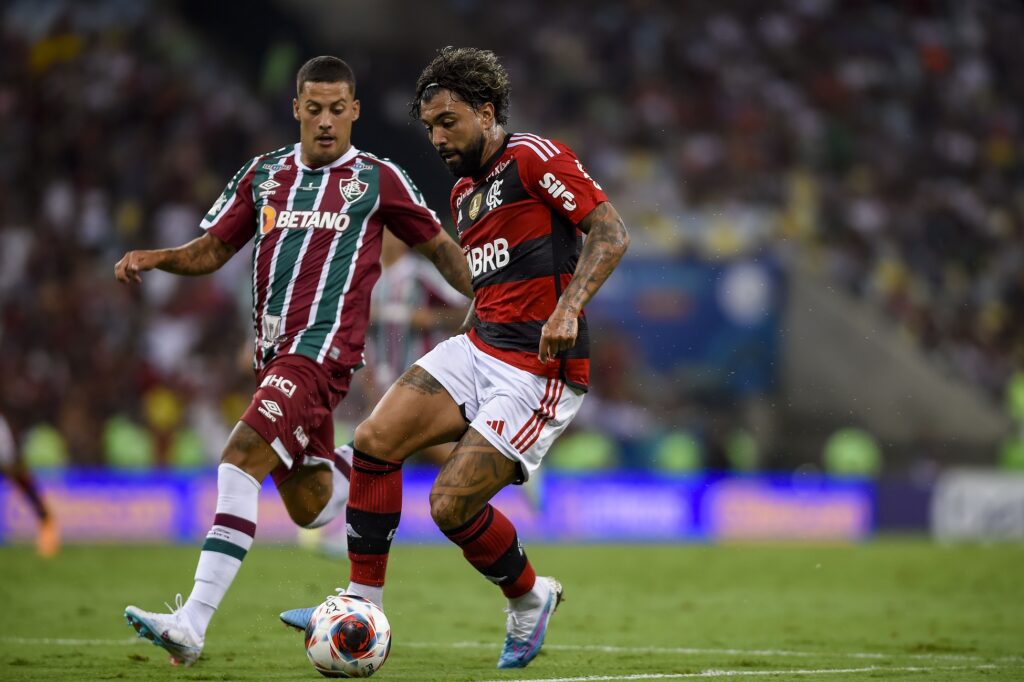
[
  {"xmin": 411, "ymin": 47, "xmax": 510, "ymax": 125},
  {"xmin": 296, "ymin": 56, "xmax": 356, "ymax": 96}
]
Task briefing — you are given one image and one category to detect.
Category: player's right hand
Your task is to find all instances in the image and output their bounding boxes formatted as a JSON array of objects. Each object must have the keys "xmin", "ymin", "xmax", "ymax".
[{"xmin": 114, "ymin": 250, "xmax": 155, "ymax": 284}]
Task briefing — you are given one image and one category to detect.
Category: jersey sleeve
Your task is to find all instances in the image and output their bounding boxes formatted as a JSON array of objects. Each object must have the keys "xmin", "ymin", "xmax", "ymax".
[
  {"xmin": 199, "ymin": 157, "xmax": 260, "ymax": 250},
  {"xmin": 518, "ymin": 141, "xmax": 609, "ymax": 225},
  {"xmin": 376, "ymin": 161, "xmax": 443, "ymax": 247}
]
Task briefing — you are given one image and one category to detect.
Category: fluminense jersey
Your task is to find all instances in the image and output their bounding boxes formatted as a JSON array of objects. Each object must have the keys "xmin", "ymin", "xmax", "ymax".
[
  {"xmin": 367, "ymin": 253, "xmax": 464, "ymax": 388},
  {"xmin": 201, "ymin": 144, "xmax": 442, "ymax": 372},
  {"xmin": 451, "ymin": 132, "xmax": 608, "ymax": 390}
]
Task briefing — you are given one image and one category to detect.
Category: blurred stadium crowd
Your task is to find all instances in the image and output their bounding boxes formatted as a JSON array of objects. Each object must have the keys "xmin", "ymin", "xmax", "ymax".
[{"xmin": 1, "ymin": 0, "xmax": 1021, "ymax": 470}]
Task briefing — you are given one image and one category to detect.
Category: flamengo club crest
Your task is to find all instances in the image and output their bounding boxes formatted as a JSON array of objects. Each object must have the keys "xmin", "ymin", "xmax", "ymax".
[{"xmin": 339, "ymin": 176, "xmax": 369, "ymax": 203}]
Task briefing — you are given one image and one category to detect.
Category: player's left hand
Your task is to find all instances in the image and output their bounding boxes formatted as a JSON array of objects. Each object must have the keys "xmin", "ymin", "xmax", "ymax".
[{"xmin": 538, "ymin": 308, "xmax": 578, "ymax": 363}]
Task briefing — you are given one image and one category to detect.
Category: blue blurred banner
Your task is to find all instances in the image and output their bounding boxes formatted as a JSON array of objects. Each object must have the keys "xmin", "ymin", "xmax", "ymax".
[
  {"xmin": 587, "ymin": 256, "xmax": 784, "ymax": 394},
  {"xmin": 0, "ymin": 469, "xmax": 872, "ymax": 543}
]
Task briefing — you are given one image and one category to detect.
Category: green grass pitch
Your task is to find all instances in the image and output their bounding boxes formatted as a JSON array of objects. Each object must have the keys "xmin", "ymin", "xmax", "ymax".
[{"xmin": 0, "ymin": 541, "xmax": 1021, "ymax": 681}]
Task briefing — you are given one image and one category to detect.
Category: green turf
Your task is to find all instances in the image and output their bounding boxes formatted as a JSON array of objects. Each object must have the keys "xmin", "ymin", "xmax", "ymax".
[{"xmin": 0, "ymin": 541, "xmax": 1022, "ymax": 680}]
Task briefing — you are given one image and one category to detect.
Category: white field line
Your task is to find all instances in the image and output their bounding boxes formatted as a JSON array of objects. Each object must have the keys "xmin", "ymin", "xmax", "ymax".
[
  {"xmin": 2, "ymin": 636, "xmax": 1020, "ymax": 670},
  {"xmin": 0, "ymin": 637, "xmax": 141, "ymax": 646},
  {"xmin": 403, "ymin": 641, "xmax": 1020, "ymax": 665},
  {"xmin": 484, "ymin": 665, "xmax": 1001, "ymax": 682}
]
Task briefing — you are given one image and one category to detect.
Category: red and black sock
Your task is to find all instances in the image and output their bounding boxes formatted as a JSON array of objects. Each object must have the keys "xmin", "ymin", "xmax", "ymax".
[
  {"xmin": 443, "ymin": 504, "xmax": 536, "ymax": 599},
  {"xmin": 11, "ymin": 471, "xmax": 49, "ymax": 521},
  {"xmin": 347, "ymin": 449, "xmax": 403, "ymax": 588}
]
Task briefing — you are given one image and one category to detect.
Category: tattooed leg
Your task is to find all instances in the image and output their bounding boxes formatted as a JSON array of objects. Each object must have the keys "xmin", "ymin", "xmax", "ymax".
[
  {"xmin": 430, "ymin": 428, "xmax": 519, "ymax": 529},
  {"xmin": 395, "ymin": 365, "xmax": 447, "ymax": 395},
  {"xmin": 431, "ymin": 428, "xmax": 540, "ymax": 602},
  {"xmin": 355, "ymin": 365, "xmax": 468, "ymax": 462}
]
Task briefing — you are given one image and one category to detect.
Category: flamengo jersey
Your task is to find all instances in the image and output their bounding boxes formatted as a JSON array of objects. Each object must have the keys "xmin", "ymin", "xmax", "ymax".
[
  {"xmin": 451, "ymin": 133, "xmax": 608, "ymax": 391},
  {"xmin": 201, "ymin": 144, "xmax": 441, "ymax": 372}
]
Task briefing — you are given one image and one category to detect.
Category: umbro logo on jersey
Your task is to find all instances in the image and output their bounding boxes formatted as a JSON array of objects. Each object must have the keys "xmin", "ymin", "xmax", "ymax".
[
  {"xmin": 258, "ymin": 179, "xmax": 280, "ymax": 199},
  {"xmin": 339, "ymin": 177, "xmax": 369, "ymax": 203},
  {"xmin": 486, "ymin": 419, "xmax": 506, "ymax": 436},
  {"xmin": 258, "ymin": 399, "xmax": 283, "ymax": 422}
]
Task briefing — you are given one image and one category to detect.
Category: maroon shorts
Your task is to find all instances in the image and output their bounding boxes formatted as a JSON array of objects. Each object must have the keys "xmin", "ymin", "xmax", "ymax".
[{"xmin": 240, "ymin": 354, "xmax": 352, "ymax": 487}]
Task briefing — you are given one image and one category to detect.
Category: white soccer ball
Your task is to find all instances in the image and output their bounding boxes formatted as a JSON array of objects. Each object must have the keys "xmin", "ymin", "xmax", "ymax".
[{"xmin": 304, "ymin": 594, "xmax": 392, "ymax": 678}]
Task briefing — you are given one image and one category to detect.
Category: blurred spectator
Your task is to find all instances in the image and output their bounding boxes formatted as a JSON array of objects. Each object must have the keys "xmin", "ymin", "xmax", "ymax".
[{"xmin": 4, "ymin": 0, "xmax": 1022, "ymax": 469}]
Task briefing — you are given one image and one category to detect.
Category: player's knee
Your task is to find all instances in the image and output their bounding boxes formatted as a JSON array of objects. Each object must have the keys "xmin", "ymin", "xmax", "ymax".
[
  {"xmin": 354, "ymin": 418, "xmax": 398, "ymax": 459},
  {"xmin": 429, "ymin": 492, "xmax": 470, "ymax": 531},
  {"xmin": 285, "ymin": 502, "xmax": 322, "ymax": 528},
  {"xmin": 278, "ymin": 470, "xmax": 332, "ymax": 528}
]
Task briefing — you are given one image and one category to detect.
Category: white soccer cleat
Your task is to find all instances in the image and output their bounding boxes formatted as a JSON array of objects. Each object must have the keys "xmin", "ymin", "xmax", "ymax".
[
  {"xmin": 497, "ymin": 576, "xmax": 564, "ymax": 669},
  {"xmin": 124, "ymin": 595, "xmax": 204, "ymax": 667}
]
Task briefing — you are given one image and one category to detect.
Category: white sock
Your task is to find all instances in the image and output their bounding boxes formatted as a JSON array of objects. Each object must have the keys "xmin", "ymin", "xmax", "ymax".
[
  {"xmin": 346, "ymin": 582, "xmax": 384, "ymax": 610},
  {"xmin": 183, "ymin": 463, "xmax": 260, "ymax": 637},
  {"xmin": 509, "ymin": 577, "xmax": 545, "ymax": 611},
  {"xmin": 303, "ymin": 445, "xmax": 352, "ymax": 529}
]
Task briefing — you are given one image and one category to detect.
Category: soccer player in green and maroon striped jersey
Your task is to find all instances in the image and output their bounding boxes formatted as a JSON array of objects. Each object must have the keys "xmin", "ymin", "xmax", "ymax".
[{"xmin": 115, "ymin": 56, "xmax": 472, "ymax": 667}]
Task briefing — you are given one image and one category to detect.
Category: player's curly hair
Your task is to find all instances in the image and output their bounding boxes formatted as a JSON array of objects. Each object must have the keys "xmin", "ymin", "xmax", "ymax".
[{"xmin": 410, "ymin": 47, "xmax": 510, "ymax": 125}]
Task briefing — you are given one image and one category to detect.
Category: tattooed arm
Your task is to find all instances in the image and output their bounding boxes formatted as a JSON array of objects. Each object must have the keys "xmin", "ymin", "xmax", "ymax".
[
  {"xmin": 538, "ymin": 201, "xmax": 630, "ymax": 363},
  {"xmin": 414, "ymin": 230, "xmax": 474, "ymax": 299},
  {"xmin": 114, "ymin": 233, "xmax": 237, "ymax": 283}
]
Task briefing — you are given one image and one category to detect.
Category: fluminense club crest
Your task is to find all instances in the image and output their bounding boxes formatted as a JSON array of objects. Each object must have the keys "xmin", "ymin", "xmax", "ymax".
[{"xmin": 339, "ymin": 176, "xmax": 369, "ymax": 203}]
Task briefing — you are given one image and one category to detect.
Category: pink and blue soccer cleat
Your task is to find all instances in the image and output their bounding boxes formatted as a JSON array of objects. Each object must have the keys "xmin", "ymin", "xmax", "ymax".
[{"xmin": 497, "ymin": 576, "xmax": 564, "ymax": 669}]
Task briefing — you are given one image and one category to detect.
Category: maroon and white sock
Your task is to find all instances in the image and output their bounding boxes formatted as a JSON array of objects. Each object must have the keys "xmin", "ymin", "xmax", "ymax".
[
  {"xmin": 183, "ymin": 463, "xmax": 260, "ymax": 637},
  {"xmin": 443, "ymin": 504, "xmax": 536, "ymax": 599},
  {"xmin": 347, "ymin": 449, "xmax": 403, "ymax": 601},
  {"xmin": 10, "ymin": 471, "xmax": 49, "ymax": 521}
]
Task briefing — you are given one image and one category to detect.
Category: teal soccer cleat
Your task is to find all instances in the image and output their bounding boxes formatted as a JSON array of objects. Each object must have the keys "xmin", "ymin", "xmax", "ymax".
[
  {"xmin": 280, "ymin": 587, "xmax": 349, "ymax": 631},
  {"xmin": 125, "ymin": 595, "xmax": 204, "ymax": 667},
  {"xmin": 279, "ymin": 605, "xmax": 317, "ymax": 631}
]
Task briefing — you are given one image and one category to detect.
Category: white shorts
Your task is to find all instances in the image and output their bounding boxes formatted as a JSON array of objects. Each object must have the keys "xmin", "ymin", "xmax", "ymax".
[{"xmin": 415, "ymin": 334, "xmax": 585, "ymax": 481}]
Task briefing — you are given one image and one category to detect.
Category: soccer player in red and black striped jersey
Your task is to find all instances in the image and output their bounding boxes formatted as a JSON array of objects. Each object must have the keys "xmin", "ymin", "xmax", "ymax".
[
  {"xmin": 281, "ymin": 47, "xmax": 629, "ymax": 669},
  {"xmin": 114, "ymin": 56, "xmax": 473, "ymax": 667}
]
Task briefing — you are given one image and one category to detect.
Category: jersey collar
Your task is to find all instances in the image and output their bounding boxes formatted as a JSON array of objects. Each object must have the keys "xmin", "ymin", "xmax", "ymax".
[
  {"xmin": 472, "ymin": 133, "xmax": 511, "ymax": 184},
  {"xmin": 293, "ymin": 144, "xmax": 360, "ymax": 173}
]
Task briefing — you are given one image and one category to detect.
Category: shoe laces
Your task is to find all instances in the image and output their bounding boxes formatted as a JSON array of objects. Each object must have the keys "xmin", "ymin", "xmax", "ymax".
[
  {"xmin": 504, "ymin": 606, "xmax": 531, "ymax": 640},
  {"xmin": 164, "ymin": 593, "xmax": 185, "ymax": 615}
]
